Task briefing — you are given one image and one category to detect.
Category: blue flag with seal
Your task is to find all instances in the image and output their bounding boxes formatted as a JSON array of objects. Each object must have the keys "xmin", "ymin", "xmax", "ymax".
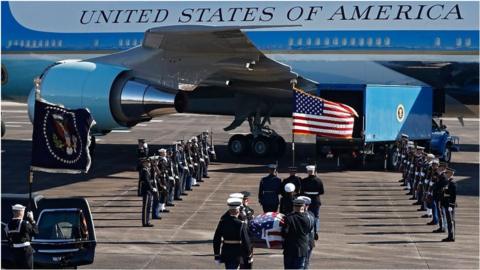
[{"xmin": 31, "ymin": 100, "xmax": 95, "ymax": 174}]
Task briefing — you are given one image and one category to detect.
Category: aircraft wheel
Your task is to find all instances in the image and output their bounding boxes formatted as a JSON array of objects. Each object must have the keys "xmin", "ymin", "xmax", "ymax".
[
  {"xmin": 271, "ymin": 136, "xmax": 286, "ymax": 156},
  {"xmin": 228, "ymin": 134, "xmax": 248, "ymax": 156},
  {"xmin": 251, "ymin": 136, "xmax": 271, "ymax": 157},
  {"xmin": 442, "ymin": 145, "xmax": 452, "ymax": 163},
  {"xmin": 1, "ymin": 120, "xmax": 5, "ymax": 138}
]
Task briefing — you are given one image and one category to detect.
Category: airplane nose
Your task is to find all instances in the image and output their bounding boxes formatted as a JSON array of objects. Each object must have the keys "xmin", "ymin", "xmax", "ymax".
[{"xmin": 111, "ymin": 80, "xmax": 177, "ymax": 126}]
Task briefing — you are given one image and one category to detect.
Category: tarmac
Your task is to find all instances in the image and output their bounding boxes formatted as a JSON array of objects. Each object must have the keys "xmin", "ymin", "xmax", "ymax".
[{"xmin": 1, "ymin": 101, "xmax": 479, "ymax": 269}]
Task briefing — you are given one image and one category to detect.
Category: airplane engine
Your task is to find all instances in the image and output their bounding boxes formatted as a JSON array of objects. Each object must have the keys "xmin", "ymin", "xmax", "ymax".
[{"xmin": 27, "ymin": 61, "xmax": 177, "ymax": 134}]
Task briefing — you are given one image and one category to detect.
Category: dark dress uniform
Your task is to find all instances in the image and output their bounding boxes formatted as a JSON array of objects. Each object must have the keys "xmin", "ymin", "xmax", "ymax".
[
  {"xmin": 432, "ymin": 172, "xmax": 448, "ymax": 232},
  {"xmin": 442, "ymin": 178, "xmax": 457, "ymax": 241},
  {"xmin": 6, "ymin": 218, "xmax": 38, "ymax": 269},
  {"xmin": 300, "ymin": 175, "xmax": 325, "ymax": 228},
  {"xmin": 258, "ymin": 174, "xmax": 282, "ymax": 212},
  {"xmin": 280, "ymin": 193, "xmax": 295, "ymax": 215},
  {"xmin": 213, "ymin": 214, "xmax": 253, "ymax": 269},
  {"xmin": 282, "ymin": 212, "xmax": 313, "ymax": 269},
  {"xmin": 139, "ymin": 164, "xmax": 155, "ymax": 226}
]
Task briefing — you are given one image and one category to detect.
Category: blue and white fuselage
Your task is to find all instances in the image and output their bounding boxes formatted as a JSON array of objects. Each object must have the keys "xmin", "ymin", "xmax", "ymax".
[{"xmin": 2, "ymin": 1, "xmax": 479, "ymax": 115}]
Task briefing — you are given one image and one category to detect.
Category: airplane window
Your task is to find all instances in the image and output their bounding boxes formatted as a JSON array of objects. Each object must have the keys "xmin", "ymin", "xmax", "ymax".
[
  {"xmin": 37, "ymin": 210, "xmax": 88, "ymax": 240},
  {"xmin": 332, "ymin": 37, "xmax": 338, "ymax": 46},
  {"xmin": 288, "ymin": 38, "xmax": 294, "ymax": 47},
  {"xmin": 375, "ymin": 37, "xmax": 382, "ymax": 46},
  {"xmin": 133, "ymin": 39, "xmax": 138, "ymax": 46},
  {"xmin": 367, "ymin": 38, "xmax": 373, "ymax": 47},
  {"xmin": 38, "ymin": 40, "xmax": 43, "ymax": 48},
  {"xmin": 297, "ymin": 38, "xmax": 303, "ymax": 46},
  {"xmin": 45, "ymin": 40, "xmax": 49, "ymax": 47},
  {"xmin": 342, "ymin": 38, "xmax": 347, "ymax": 46},
  {"xmin": 94, "ymin": 39, "xmax": 99, "ymax": 47},
  {"xmin": 384, "ymin": 37, "xmax": 391, "ymax": 46},
  {"xmin": 350, "ymin": 38, "xmax": 356, "ymax": 46},
  {"xmin": 51, "ymin": 40, "xmax": 56, "ymax": 47},
  {"xmin": 58, "ymin": 40, "xmax": 63, "ymax": 47},
  {"xmin": 434, "ymin": 37, "xmax": 441, "ymax": 47},
  {"xmin": 306, "ymin": 38, "xmax": 312, "ymax": 46},
  {"xmin": 7, "ymin": 40, "xmax": 12, "ymax": 48},
  {"xmin": 324, "ymin": 37, "xmax": 330, "ymax": 46},
  {"xmin": 13, "ymin": 40, "xmax": 18, "ymax": 46},
  {"xmin": 20, "ymin": 40, "xmax": 24, "ymax": 47},
  {"xmin": 359, "ymin": 38, "xmax": 365, "ymax": 47},
  {"xmin": 32, "ymin": 40, "xmax": 37, "ymax": 48},
  {"xmin": 26, "ymin": 40, "xmax": 31, "ymax": 48},
  {"xmin": 456, "ymin": 38, "xmax": 462, "ymax": 47},
  {"xmin": 125, "ymin": 39, "xmax": 131, "ymax": 46},
  {"xmin": 119, "ymin": 39, "xmax": 124, "ymax": 47},
  {"xmin": 315, "ymin": 38, "xmax": 321, "ymax": 46},
  {"xmin": 465, "ymin": 38, "xmax": 471, "ymax": 47}
]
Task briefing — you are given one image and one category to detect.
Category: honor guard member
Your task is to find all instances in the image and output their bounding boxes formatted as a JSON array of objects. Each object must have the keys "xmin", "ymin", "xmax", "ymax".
[
  {"xmin": 137, "ymin": 139, "xmax": 149, "ymax": 159},
  {"xmin": 426, "ymin": 159, "xmax": 440, "ymax": 225},
  {"xmin": 281, "ymin": 167, "xmax": 302, "ymax": 196},
  {"xmin": 441, "ymin": 168, "xmax": 457, "ymax": 242},
  {"xmin": 301, "ymin": 165, "xmax": 325, "ymax": 231},
  {"xmin": 139, "ymin": 158, "xmax": 157, "ymax": 227},
  {"xmin": 432, "ymin": 163, "xmax": 448, "ymax": 233},
  {"xmin": 6, "ymin": 204, "xmax": 38, "ymax": 269},
  {"xmin": 213, "ymin": 198, "xmax": 253, "ymax": 269},
  {"xmin": 280, "ymin": 183, "xmax": 296, "ymax": 214},
  {"xmin": 297, "ymin": 196, "xmax": 317, "ymax": 269},
  {"xmin": 240, "ymin": 191, "xmax": 255, "ymax": 222},
  {"xmin": 282, "ymin": 198, "xmax": 313, "ymax": 269},
  {"xmin": 258, "ymin": 164, "xmax": 282, "ymax": 213},
  {"xmin": 397, "ymin": 134, "xmax": 409, "ymax": 172},
  {"xmin": 226, "ymin": 193, "xmax": 246, "ymax": 221}
]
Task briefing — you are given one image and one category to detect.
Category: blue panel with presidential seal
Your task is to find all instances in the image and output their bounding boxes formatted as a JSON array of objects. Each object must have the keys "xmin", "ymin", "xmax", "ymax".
[{"xmin": 364, "ymin": 85, "xmax": 432, "ymax": 142}]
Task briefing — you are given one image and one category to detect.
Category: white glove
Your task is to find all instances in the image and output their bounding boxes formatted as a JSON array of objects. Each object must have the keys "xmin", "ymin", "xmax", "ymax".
[
  {"xmin": 153, "ymin": 188, "xmax": 158, "ymax": 193},
  {"xmin": 448, "ymin": 207, "xmax": 453, "ymax": 212},
  {"xmin": 214, "ymin": 260, "xmax": 221, "ymax": 265},
  {"xmin": 26, "ymin": 211, "xmax": 34, "ymax": 222}
]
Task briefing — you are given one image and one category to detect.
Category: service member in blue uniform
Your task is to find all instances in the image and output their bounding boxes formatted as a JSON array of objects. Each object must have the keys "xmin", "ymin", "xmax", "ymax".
[
  {"xmin": 240, "ymin": 191, "xmax": 255, "ymax": 222},
  {"xmin": 441, "ymin": 168, "xmax": 457, "ymax": 242},
  {"xmin": 280, "ymin": 183, "xmax": 296, "ymax": 214},
  {"xmin": 300, "ymin": 165, "xmax": 325, "ymax": 231},
  {"xmin": 282, "ymin": 198, "xmax": 314, "ymax": 269},
  {"xmin": 432, "ymin": 163, "xmax": 448, "ymax": 233},
  {"xmin": 213, "ymin": 198, "xmax": 253, "ymax": 269},
  {"xmin": 297, "ymin": 196, "xmax": 317, "ymax": 270},
  {"xmin": 6, "ymin": 204, "xmax": 38, "ymax": 269},
  {"xmin": 281, "ymin": 166, "xmax": 302, "ymax": 196},
  {"xmin": 139, "ymin": 159, "xmax": 157, "ymax": 227},
  {"xmin": 258, "ymin": 164, "xmax": 282, "ymax": 213}
]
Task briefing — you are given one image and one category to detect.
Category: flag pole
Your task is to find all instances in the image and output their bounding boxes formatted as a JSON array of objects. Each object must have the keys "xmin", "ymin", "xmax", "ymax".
[{"xmin": 291, "ymin": 131, "xmax": 295, "ymax": 167}]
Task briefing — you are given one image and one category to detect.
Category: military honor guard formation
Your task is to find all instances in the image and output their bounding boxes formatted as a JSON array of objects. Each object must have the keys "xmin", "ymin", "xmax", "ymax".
[
  {"xmin": 396, "ymin": 134, "xmax": 457, "ymax": 242},
  {"xmin": 136, "ymin": 132, "xmax": 215, "ymax": 227}
]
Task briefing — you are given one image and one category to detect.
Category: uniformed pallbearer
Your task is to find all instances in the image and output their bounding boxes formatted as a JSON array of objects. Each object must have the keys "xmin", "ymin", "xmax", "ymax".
[
  {"xmin": 213, "ymin": 198, "xmax": 253, "ymax": 269},
  {"xmin": 139, "ymin": 158, "xmax": 157, "ymax": 227},
  {"xmin": 240, "ymin": 191, "xmax": 255, "ymax": 222},
  {"xmin": 6, "ymin": 204, "xmax": 38, "ymax": 269},
  {"xmin": 258, "ymin": 164, "xmax": 282, "ymax": 212},
  {"xmin": 281, "ymin": 198, "xmax": 313, "ymax": 269}
]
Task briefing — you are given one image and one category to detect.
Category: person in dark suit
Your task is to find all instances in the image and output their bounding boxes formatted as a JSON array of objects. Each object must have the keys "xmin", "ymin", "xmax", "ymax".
[
  {"xmin": 258, "ymin": 164, "xmax": 282, "ymax": 212},
  {"xmin": 213, "ymin": 198, "xmax": 253, "ymax": 269},
  {"xmin": 282, "ymin": 198, "xmax": 313, "ymax": 269}
]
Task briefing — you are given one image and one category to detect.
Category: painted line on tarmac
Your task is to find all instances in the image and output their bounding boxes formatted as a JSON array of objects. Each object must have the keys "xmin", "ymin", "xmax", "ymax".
[
  {"xmin": 111, "ymin": 130, "xmax": 131, "ymax": 133},
  {"xmin": 5, "ymin": 125, "xmax": 22, "ymax": 127},
  {"xmin": 150, "ymin": 120, "xmax": 164, "ymax": 123},
  {"xmin": 441, "ymin": 117, "xmax": 479, "ymax": 122},
  {"xmin": 6, "ymin": 121, "xmax": 30, "ymax": 124}
]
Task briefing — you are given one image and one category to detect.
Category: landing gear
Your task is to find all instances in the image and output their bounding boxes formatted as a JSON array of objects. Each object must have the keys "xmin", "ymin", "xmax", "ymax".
[{"xmin": 228, "ymin": 133, "xmax": 286, "ymax": 157}]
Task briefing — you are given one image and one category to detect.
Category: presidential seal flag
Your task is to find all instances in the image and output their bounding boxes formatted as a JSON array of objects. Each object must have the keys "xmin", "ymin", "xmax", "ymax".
[{"xmin": 31, "ymin": 100, "xmax": 95, "ymax": 174}]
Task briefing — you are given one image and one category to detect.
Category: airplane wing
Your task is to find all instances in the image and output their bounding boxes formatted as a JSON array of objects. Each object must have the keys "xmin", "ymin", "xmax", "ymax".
[{"xmin": 91, "ymin": 25, "xmax": 315, "ymax": 98}]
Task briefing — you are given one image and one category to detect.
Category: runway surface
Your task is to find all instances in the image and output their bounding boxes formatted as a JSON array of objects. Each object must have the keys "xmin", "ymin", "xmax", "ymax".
[{"xmin": 1, "ymin": 101, "xmax": 479, "ymax": 269}]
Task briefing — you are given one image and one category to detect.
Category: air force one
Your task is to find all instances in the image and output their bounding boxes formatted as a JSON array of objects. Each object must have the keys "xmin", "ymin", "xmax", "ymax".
[{"xmin": 1, "ymin": 1, "xmax": 479, "ymax": 156}]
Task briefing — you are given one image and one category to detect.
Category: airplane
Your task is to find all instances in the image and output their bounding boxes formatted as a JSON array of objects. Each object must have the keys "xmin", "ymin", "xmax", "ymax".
[{"xmin": 2, "ymin": 1, "xmax": 479, "ymax": 157}]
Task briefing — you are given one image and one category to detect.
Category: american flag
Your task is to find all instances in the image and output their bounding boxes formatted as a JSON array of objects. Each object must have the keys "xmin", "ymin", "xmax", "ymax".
[
  {"xmin": 293, "ymin": 88, "xmax": 358, "ymax": 139},
  {"xmin": 249, "ymin": 212, "xmax": 285, "ymax": 249}
]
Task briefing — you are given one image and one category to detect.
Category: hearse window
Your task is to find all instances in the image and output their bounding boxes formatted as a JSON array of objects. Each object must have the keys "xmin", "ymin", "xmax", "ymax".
[{"xmin": 37, "ymin": 210, "xmax": 88, "ymax": 240}]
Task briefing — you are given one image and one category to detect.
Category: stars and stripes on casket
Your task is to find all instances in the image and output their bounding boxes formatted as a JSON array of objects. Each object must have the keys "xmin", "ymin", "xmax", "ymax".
[
  {"xmin": 249, "ymin": 212, "xmax": 285, "ymax": 249},
  {"xmin": 293, "ymin": 88, "xmax": 358, "ymax": 139}
]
